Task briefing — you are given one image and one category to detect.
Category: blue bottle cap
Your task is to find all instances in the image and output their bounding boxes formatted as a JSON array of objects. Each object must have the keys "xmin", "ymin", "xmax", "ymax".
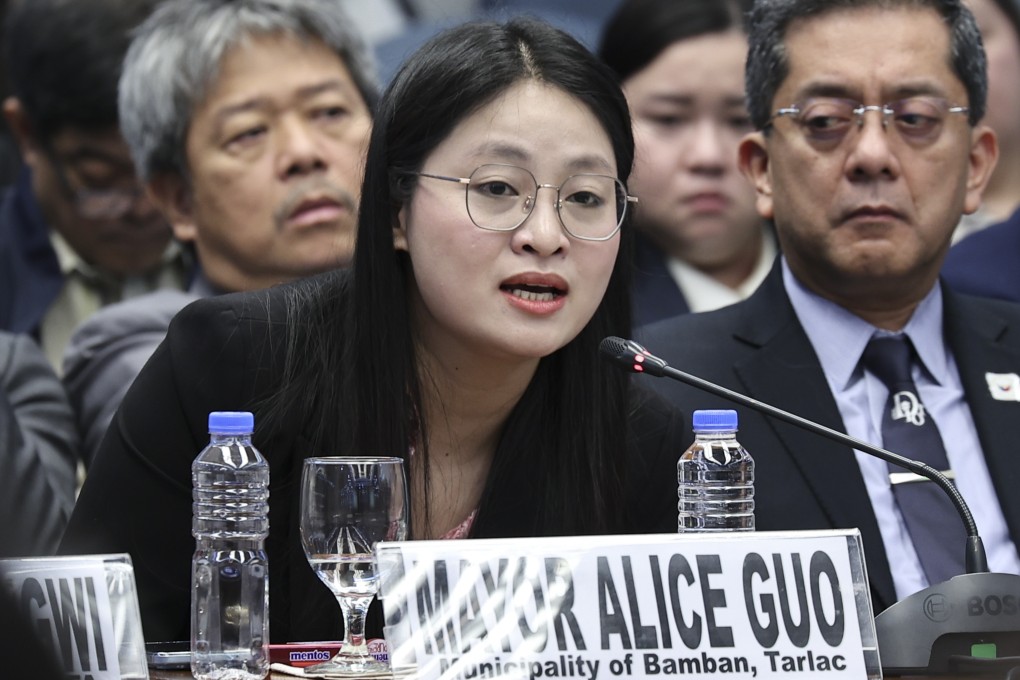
[
  {"xmin": 208, "ymin": 411, "xmax": 254, "ymax": 434},
  {"xmin": 692, "ymin": 409, "xmax": 738, "ymax": 431}
]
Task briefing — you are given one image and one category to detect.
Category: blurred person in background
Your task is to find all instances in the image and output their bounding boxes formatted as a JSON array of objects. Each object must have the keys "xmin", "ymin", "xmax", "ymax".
[
  {"xmin": 369, "ymin": 0, "xmax": 623, "ymax": 85},
  {"xmin": 952, "ymin": 0, "xmax": 1020, "ymax": 242},
  {"xmin": 939, "ymin": 0, "xmax": 1020, "ymax": 294},
  {"xmin": 0, "ymin": 332, "xmax": 77, "ymax": 556},
  {"xmin": 0, "ymin": 0, "xmax": 21, "ymax": 187},
  {"xmin": 62, "ymin": 0, "xmax": 377, "ymax": 466},
  {"xmin": 0, "ymin": 0, "xmax": 186, "ymax": 372},
  {"xmin": 0, "ymin": 308, "xmax": 77, "ymax": 676},
  {"xmin": 599, "ymin": 0, "xmax": 773, "ymax": 327}
]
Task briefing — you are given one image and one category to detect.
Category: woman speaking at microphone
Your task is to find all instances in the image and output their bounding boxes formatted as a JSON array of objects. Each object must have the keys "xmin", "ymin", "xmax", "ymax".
[{"xmin": 61, "ymin": 16, "xmax": 685, "ymax": 644}]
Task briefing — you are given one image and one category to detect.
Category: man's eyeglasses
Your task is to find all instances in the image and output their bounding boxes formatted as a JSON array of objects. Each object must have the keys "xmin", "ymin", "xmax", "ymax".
[
  {"xmin": 768, "ymin": 96, "xmax": 969, "ymax": 147},
  {"xmin": 411, "ymin": 164, "xmax": 637, "ymax": 242},
  {"xmin": 46, "ymin": 149, "xmax": 148, "ymax": 221}
]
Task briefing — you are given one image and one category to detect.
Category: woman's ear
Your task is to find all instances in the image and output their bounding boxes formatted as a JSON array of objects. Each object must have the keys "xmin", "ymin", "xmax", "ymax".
[
  {"xmin": 393, "ymin": 204, "xmax": 409, "ymax": 252},
  {"xmin": 390, "ymin": 172, "xmax": 415, "ymax": 252}
]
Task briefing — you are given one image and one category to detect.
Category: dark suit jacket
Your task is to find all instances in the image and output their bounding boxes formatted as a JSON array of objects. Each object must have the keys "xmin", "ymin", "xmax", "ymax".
[
  {"xmin": 0, "ymin": 332, "xmax": 78, "ymax": 556},
  {"xmin": 631, "ymin": 231, "xmax": 690, "ymax": 328},
  {"xmin": 61, "ymin": 270, "xmax": 687, "ymax": 643},
  {"xmin": 638, "ymin": 264, "xmax": 1020, "ymax": 613},
  {"xmin": 942, "ymin": 206, "xmax": 1020, "ymax": 303},
  {"xmin": 0, "ymin": 170, "xmax": 63, "ymax": 337}
]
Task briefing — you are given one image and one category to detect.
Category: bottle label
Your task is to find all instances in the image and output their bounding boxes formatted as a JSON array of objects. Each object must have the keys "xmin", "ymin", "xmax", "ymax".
[{"xmin": 702, "ymin": 440, "xmax": 743, "ymax": 466}]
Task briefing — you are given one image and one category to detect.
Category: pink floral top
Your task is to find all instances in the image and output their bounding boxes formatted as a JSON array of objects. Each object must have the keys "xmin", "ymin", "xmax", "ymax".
[
  {"xmin": 440, "ymin": 509, "xmax": 477, "ymax": 539},
  {"xmin": 408, "ymin": 444, "xmax": 477, "ymax": 540}
]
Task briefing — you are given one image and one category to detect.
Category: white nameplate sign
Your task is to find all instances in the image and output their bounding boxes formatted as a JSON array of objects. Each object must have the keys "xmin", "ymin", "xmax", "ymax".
[
  {"xmin": 377, "ymin": 531, "xmax": 879, "ymax": 679},
  {"xmin": 1, "ymin": 553, "xmax": 149, "ymax": 680}
]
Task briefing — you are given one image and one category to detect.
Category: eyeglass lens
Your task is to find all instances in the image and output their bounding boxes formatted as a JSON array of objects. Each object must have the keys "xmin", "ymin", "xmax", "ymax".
[
  {"xmin": 44, "ymin": 146, "xmax": 146, "ymax": 221},
  {"xmin": 781, "ymin": 97, "xmax": 964, "ymax": 146},
  {"xmin": 465, "ymin": 164, "xmax": 625, "ymax": 239},
  {"xmin": 75, "ymin": 190, "xmax": 142, "ymax": 221}
]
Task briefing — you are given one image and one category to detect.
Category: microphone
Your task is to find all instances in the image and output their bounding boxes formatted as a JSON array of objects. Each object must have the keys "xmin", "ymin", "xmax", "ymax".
[
  {"xmin": 601, "ymin": 335, "xmax": 1020, "ymax": 676},
  {"xmin": 601, "ymin": 335, "xmax": 986, "ymax": 570}
]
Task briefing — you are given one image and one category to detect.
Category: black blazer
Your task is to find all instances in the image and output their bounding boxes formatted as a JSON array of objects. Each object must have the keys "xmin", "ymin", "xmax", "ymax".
[
  {"xmin": 942, "ymin": 205, "xmax": 1020, "ymax": 304},
  {"xmin": 60, "ymin": 272, "xmax": 687, "ymax": 643},
  {"xmin": 631, "ymin": 232, "xmax": 691, "ymax": 328},
  {"xmin": 0, "ymin": 171, "xmax": 64, "ymax": 337},
  {"xmin": 638, "ymin": 264, "xmax": 1020, "ymax": 613}
]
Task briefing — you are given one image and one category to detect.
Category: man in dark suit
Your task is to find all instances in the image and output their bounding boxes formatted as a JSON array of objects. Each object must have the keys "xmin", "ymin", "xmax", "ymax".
[
  {"xmin": 0, "ymin": 0, "xmax": 186, "ymax": 371},
  {"xmin": 640, "ymin": 0, "xmax": 1020, "ymax": 614}
]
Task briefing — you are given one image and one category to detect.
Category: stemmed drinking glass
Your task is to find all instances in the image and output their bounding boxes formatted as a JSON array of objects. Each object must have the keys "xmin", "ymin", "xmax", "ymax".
[{"xmin": 300, "ymin": 456, "xmax": 409, "ymax": 676}]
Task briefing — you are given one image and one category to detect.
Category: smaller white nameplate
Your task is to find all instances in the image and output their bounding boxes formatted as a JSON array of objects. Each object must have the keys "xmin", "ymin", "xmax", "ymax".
[
  {"xmin": 377, "ymin": 531, "xmax": 879, "ymax": 679},
  {"xmin": 1, "ymin": 553, "xmax": 149, "ymax": 680}
]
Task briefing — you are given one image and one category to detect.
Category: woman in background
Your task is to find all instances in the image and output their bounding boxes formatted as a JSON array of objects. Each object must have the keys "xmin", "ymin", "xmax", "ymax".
[
  {"xmin": 953, "ymin": 0, "xmax": 1020, "ymax": 241},
  {"xmin": 600, "ymin": 0, "xmax": 774, "ymax": 326},
  {"xmin": 62, "ymin": 16, "xmax": 684, "ymax": 643}
]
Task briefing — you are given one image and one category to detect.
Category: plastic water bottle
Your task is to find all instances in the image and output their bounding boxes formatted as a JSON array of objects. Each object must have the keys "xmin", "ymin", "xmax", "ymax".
[
  {"xmin": 678, "ymin": 409, "xmax": 754, "ymax": 532},
  {"xmin": 191, "ymin": 411, "xmax": 270, "ymax": 680}
]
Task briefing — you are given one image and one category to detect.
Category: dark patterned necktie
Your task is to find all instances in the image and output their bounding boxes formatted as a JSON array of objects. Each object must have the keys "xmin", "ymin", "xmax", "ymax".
[{"xmin": 862, "ymin": 336, "xmax": 966, "ymax": 585}]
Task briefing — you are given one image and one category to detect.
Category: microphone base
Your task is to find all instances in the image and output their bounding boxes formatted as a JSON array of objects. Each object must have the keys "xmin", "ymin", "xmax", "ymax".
[{"xmin": 876, "ymin": 572, "xmax": 1020, "ymax": 675}]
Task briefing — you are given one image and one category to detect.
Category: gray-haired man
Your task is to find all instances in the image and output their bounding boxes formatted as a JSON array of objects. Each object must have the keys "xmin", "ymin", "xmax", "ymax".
[{"xmin": 61, "ymin": 0, "xmax": 377, "ymax": 466}]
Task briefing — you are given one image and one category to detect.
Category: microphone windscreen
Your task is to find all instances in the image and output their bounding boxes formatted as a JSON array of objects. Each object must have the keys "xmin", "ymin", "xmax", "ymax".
[{"xmin": 598, "ymin": 336, "xmax": 630, "ymax": 363}]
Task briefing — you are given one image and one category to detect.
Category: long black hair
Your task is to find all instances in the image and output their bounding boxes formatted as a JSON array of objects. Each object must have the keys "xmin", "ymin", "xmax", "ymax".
[
  {"xmin": 599, "ymin": 0, "xmax": 751, "ymax": 83},
  {"xmin": 268, "ymin": 17, "xmax": 636, "ymax": 537}
]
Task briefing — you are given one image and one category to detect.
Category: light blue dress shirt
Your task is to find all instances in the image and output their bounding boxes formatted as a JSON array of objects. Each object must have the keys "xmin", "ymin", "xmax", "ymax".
[{"xmin": 782, "ymin": 259, "xmax": 1020, "ymax": 599}]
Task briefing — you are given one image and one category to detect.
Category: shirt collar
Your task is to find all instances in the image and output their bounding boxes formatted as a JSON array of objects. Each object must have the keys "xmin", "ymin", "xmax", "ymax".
[
  {"xmin": 48, "ymin": 228, "xmax": 186, "ymax": 284},
  {"xmin": 782, "ymin": 257, "xmax": 947, "ymax": 390},
  {"xmin": 50, "ymin": 229, "xmax": 102, "ymax": 279},
  {"xmin": 667, "ymin": 228, "xmax": 777, "ymax": 313}
]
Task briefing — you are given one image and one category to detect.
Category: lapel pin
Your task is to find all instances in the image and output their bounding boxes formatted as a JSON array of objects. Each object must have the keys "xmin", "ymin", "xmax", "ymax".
[{"xmin": 985, "ymin": 372, "xmax": 1020, "ymax": 402}]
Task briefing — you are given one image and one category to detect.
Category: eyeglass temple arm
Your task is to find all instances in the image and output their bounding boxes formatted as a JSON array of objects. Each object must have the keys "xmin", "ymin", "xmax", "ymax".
[{"xmin": 415, "ymin": 171, "xmax": 470, "ymax": 185}]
